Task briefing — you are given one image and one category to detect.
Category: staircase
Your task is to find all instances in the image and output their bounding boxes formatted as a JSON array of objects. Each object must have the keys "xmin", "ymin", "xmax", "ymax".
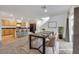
[{"xmin": 37, "ymin": 17, "xmax": 49, "ymax": 31}]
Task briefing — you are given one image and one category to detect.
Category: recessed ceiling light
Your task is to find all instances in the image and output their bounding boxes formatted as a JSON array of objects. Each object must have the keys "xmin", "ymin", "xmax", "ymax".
[
  {"xmin": 44, "ymin": 9, "xmax": 47, "ymax": 13},
  {"xmin": 21, "ymin": 17, "xmax": 23, "ymax": 20},
  {"xmin": 10, "ymin": 14, "xmax": 14, "ymax": 17},
  {"xmin": 17, "ymin": 20, "xmax": 22, "ymax": 23}
]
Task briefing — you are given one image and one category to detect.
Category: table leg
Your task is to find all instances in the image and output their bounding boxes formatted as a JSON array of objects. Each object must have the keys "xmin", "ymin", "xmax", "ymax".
[
  {"xmin": 29, "ymin": 35, "xmax": 32, "ymax": 49},
  {"xmin": 29, "ymin": 35, "xmax": 46, "ymax": 54},
  {"xmin": 43, "ymin": 38, "xmax": 45, "ymax": 54}
]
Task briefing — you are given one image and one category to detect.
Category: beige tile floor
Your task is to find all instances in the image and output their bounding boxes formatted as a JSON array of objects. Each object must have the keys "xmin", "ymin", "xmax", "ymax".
[
  {"xmin": 0, "ymin": 35, "xmax": 73, "ymax": 54},
  {"xmin": 0, "ymin": 36, "xmax": 55, "ymax": 54},
  {"xmin": 59, "ymin": 39, "xmax": 73, "ymax": 54}
]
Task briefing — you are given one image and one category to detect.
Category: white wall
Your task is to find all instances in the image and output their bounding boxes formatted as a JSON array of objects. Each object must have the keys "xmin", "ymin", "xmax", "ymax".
[
  {"xmin": 0, "ymin": 20, "xmax": 2, "ymax": 41},
  {"xmin": 69, "ymin": 6, "xmax": 74, "ymax": 43},
  {"xmin": 40, "ymin": 13, "xmax": 67, "ymax": 38}
]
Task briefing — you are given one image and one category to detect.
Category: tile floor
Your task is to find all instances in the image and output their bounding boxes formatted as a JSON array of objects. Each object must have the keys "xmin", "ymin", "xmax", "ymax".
[
  {"xmin": 0, "ymin": 35, "xmax": 73, "ymax": 54},
  {"xmin": 59, "ymin": 39, "xmax": 73, "ymax": 54}
]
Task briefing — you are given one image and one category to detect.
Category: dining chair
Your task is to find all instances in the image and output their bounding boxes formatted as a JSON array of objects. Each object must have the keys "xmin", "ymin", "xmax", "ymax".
[{"xmin": 46, "ymin": 32, "xmax": 56, "ymax": 53}]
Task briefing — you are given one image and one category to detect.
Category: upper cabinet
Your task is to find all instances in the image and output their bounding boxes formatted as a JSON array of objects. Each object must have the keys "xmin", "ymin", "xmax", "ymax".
[{"xmin": 2, "ymin": 19, "xmax": 16, "ymax": 26}]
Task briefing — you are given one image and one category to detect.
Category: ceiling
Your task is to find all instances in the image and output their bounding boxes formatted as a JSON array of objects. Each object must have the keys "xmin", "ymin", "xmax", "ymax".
[{"xmin": 0, "ymin": 5, "xmax": 72, "ymax": 20}]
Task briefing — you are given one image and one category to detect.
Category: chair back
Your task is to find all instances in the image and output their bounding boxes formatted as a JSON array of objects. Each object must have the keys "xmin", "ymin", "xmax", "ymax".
[{"xmin": 47, "ymin": 32, "xmax": 55, "ymax": 47}]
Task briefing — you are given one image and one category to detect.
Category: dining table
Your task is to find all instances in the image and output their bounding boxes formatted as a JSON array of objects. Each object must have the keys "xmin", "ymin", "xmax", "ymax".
[{"xmin": 29, "ymin": 31, "xmax": 53, "ymax": 54}]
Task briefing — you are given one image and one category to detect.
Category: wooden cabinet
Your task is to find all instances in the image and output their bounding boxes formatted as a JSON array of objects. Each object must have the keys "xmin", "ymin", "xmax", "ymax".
[
  {"xmin": 2, "ymin": 20, "xmax": 9, "ymax": 26},
  {"xmin": 1, "ymin": 19, "xmax": 16, "ymax": 45},
  {"xmin": 2, "ymin": 29, "xmax": 16, "ymax": 36},
  {"xmin": 2, "ymin": 19, "xmax": 16, "ymax": 26},
  {"xmin": 2, "ymin": 29, "xmax": 16, "ymax": 45},
  {"xmin": 10, "ymin": 20, "xmax": 16, "ymax": 26}
]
